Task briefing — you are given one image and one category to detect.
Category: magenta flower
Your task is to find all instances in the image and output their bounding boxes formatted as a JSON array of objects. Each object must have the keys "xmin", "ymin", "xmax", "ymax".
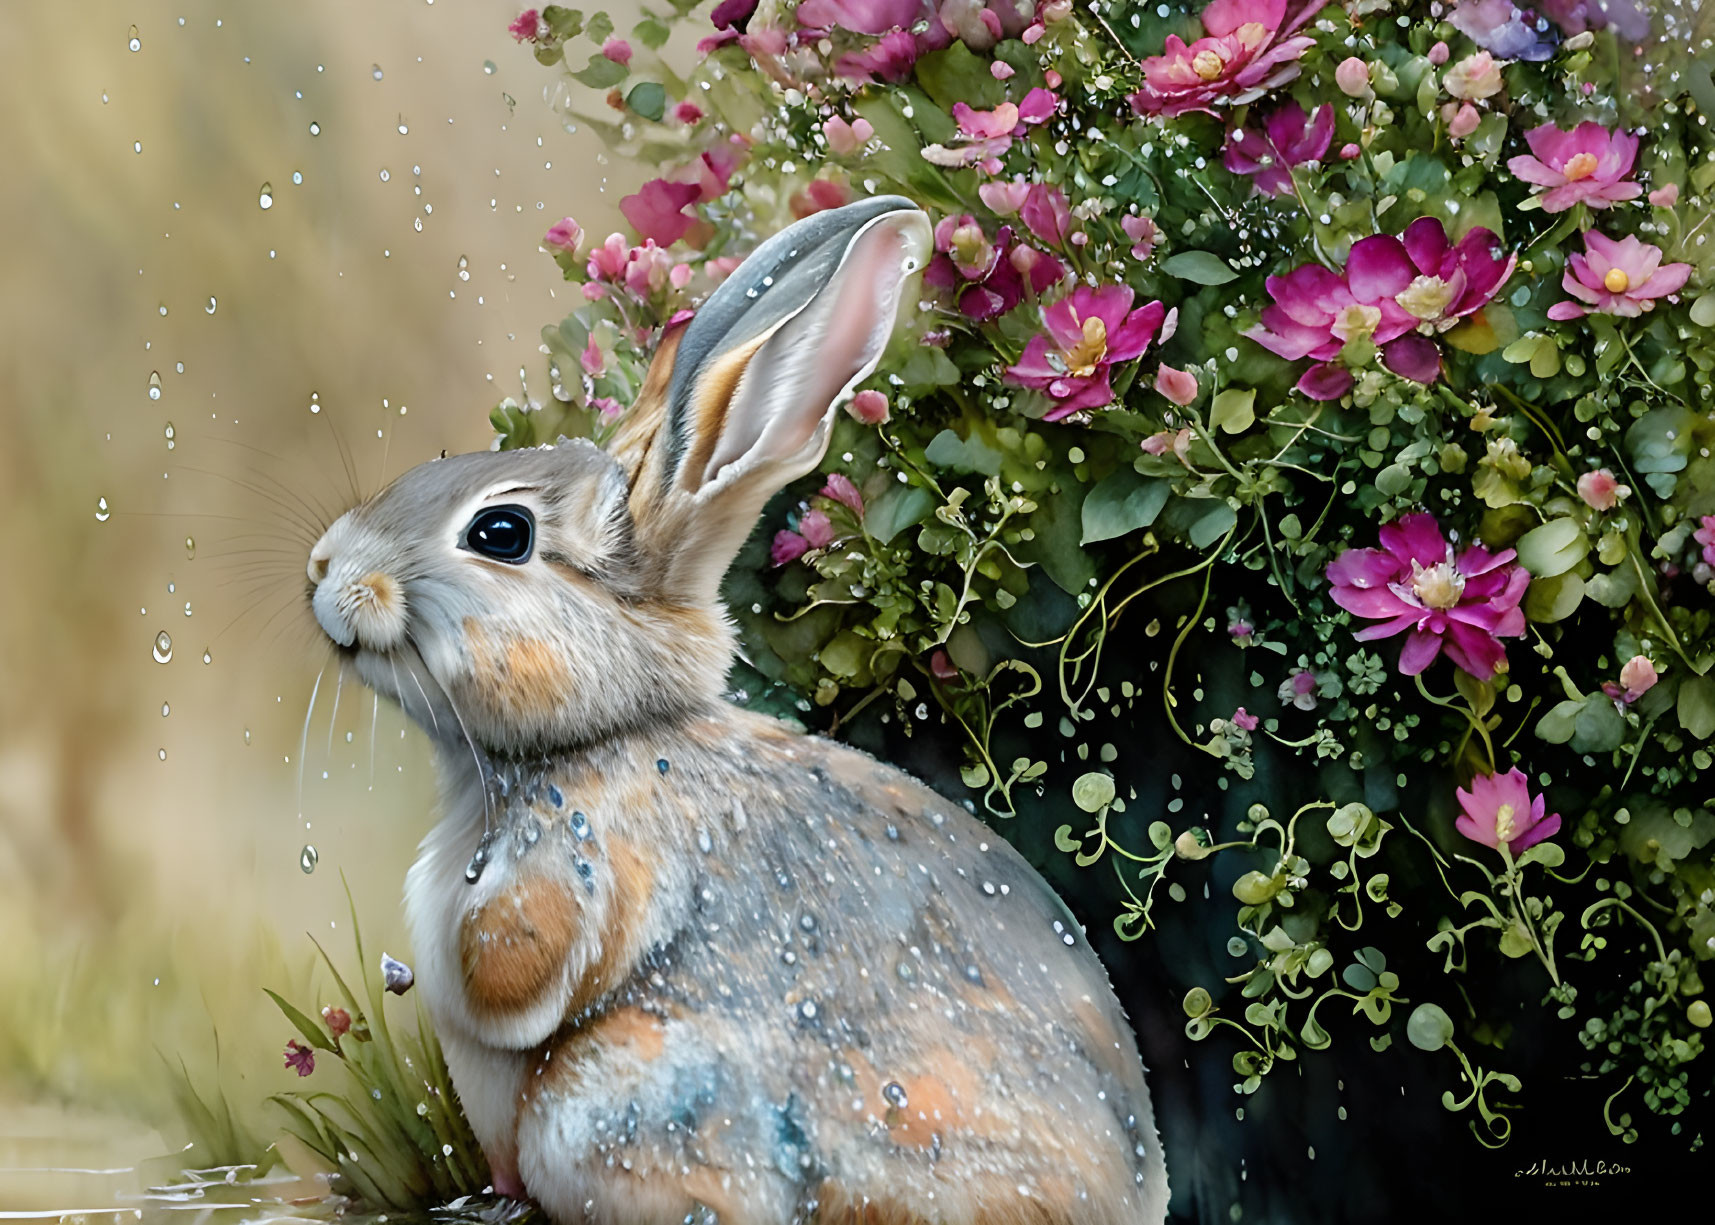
[
  {"xmin": 796, "ymin": 0, "xmax": 927, "ymax": 34},
  {"xmin": 284, "ymin": 1039, "xmax": 316, "ymax": 1077},
  {"xmin": 1454, "ymin": 768, "xmax": 1561, "ymax": 855},
  {"xmin": 820, "ymin": 473, "xmax": 864, "ymax": 516},
  {"xmin": 1602, "ymin": 654, "xmax": 1658, "ymax": 705},
  {"xmin": 924, "ymin": 91, "xmax": 1057, "ymax": 170},
  {"xmin": 508, "ymin": 8, "xmax": 547, "ymax": 42},
  {"xmin": 1223, "ymin": 101, "xmax": 1335, "ymax": 196},
  {"xmin": 1546, "ymin": 231, "xmax": 1692, "ymax": 320},
  {"xmin": 543, "ymin": 216, "xmax": 582, "ymax": 252},
  {"xmin": 1121, "ymin": 214, "xmax": 1161, "ymax": 260},
  {"xmin": 1019, "ymin": 183, "xmax": 1072, "ymax": 246},
  {"xmin": 1231, "ymin": 707, "xmax": 1260, "ymax": 731},
  {"xmin": 1507, "ymin": 122, "xmax": 1641, "ymax": 212},
  {"xmin": 601, "ymin": 37, "xmax": 633, "ymax": 65},
  {"xmin": 710, "ymin": 0, "xmax": 758, "ymax": 29},
  {"xmin": 923, "ymin": 221, "xmax": 1062, "ymax": 321},
  {"xmin": 1247, "ymin": 217, "xmax": 1514, "ymax": 399},
  {"xmin": 1576, "ymin": 468, "xmax": 1629, "ymax": 510},
  {"xmin": 1129, "ymin": 0, "xmax": 1322, "ymax": 118},
  {"xmin": 619, "ymin": 178, "xmax": 702, "ymax": 246},
  {"xmin": 1325, "ymin": 512, "xmax": 1528, "ymax": 680},
  {"xmin": 1005, "ymin": 286, "xmax": 1171, "ymax": 420},
  {"xmin": 771, "ymin": 530, "xmax": 810, "ymax": 567},
  {"xmin": 847, "ymin": 389, "xmax": 890, "ymax": 425},
  {"xmin": 835, "ymin": 29, "xmax": 922, "ymax": 81},
  {"xmin": 1278, "ymin": 669, "xmax": 1319, "ymax": 710},
  {"xmin": 1695, "ymin": 515, "xmax": 1715, "ymax": 566}
]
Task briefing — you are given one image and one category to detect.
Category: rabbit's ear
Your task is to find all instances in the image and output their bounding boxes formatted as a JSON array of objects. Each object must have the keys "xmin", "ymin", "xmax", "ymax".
[{"xmin": 617, "ymin": 196, "xmax": 931, "ymax": 602}]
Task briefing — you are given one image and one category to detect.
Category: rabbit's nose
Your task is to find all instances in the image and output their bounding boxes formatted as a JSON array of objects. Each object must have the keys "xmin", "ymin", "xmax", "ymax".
[{"xmin": 308, "ymin": 541, "xmax": 332, "ymax": 586}]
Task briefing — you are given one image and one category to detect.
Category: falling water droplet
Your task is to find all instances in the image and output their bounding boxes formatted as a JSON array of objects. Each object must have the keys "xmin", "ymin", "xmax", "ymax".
[
  {"xmin": 184, "ymin": 536, "xmax": 195, "ymax": 559},
  {"xmin": 243, "ymin": 728, "xmax": 252, "ymax": 745},
  {"xmin": 164, "ymin": 421, "xmax": 175, "ymax": 450},
  {"xmin": 372, "ymin": 64, "xmax": 384, "ymax": 80},
  {"xmin": 128, "ymin": 25, "xmax": 141, "ymax": 51},
  {"xmin": 202, "ymin": 649, "xmax": 212, "ymax": 664},
  {"xmin": 309, "ymin": 121, "xmax": 321, "ymax": 136},
  {"xmin": 309, "ymin": 392, "xmax": 321, "ymax": 414},
  {"xmin": 259, "ymin": 182, "xmax": 274, "ymax": 210},
  {"xmin": 95, "ymin": 496, "xmax": 111, "ymax": 523},
  {"xmin": 158, "ymin": 748, "xmax": 167, "ymax": 761},
  {"xmin": 397, "ymin": 115, "xmax": 409, "ymax": 134},
  {"xmin": 152, "ymin": 631, "xmax": 173, "ymax": 663},
  {"xmin": 148, "ymin": 370, "xmax": 163, "ymax": 401},
  {"xmin": 182, "ymin": 601, "xmax": 192, "ymax": 617},
  {"xmin": 161, "ymin": 702, "xmax": 170, "ymax": 717},
  {"xmin": 158, "ymin": 303, "xmax": 168, "ymax": 316},
  {"xmin": 300, "ymin": 844, "xmax": 319, "ymax": 874},
  {"xmin": 205, "ymin": 296, "xmax": 217, "ymax": 314},
  {"xmin": 457, "ymin": 254, "xmax": 469, "ymax": 281}
]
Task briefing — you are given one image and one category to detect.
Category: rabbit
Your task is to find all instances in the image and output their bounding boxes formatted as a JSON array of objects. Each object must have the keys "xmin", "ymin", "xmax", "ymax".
[{"xmin": 305, "ymin": 195, "xmax": 1169, "ymax": 1225}]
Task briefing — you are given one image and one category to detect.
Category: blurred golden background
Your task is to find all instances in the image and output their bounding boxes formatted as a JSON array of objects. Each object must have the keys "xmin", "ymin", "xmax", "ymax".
[{"xmin": 0, "ymin": 0, "xmax": 643, "ymax": 1208}]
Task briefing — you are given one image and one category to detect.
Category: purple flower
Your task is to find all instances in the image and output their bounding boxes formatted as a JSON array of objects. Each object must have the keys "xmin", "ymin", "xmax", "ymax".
[
  {"xmin": 1694, "ymin": 515, "xmax": 1715, "ymax": 566},
  {"xmin": 1232, "ymin": 707, "xmax": 1260, "ymax": 731},
  {"xmin": 1129, "ymin": 0, "xmax": 1322, "ymax": 118},
  {"xmin": 1508, "ymin": 122, "xmax": 1641, "ymax": 212},
  {"xmin": 1227, "ymin": 604, "xmax": 1256, "ymax": 646},
  {"xmin": 380, "ymin": 953, "xmax": 414, "ymax": 994},
  {"xmin": 709, "ymin": 0, "xmax": 758, "ymax": 29},
  {"xmin": 1455, "ymin": 767, "xmax": 1561, "ymax": 855},
  {"xmin": 1005, "ymin": 285, "xmax": 1172, "ymax": 420},
  {"xmin": 922, "ymin": 221, "xmax": 1062, "ymax": 321},
  {"xmin": 1223, "ymin": 102, "xmax": 1334, "ymax": 196},
  {"xmin": 1278, "ymin": 669, "xmax": 1320, "ymax": 710},
  {"xmin": 1546, "ymin": 231, "xmax": 1691, "ymax": 320},
  {"xmin": 1449, "ymin": 0, "xmax": 1557, "ymax": 60},
  {"xmin": 1325, "ymin": 512, "xmax": 1528, "ymax": 680},
  {"xmin": 284, "ymin": 1039, "xmax": 316, "ymax": 1077}
]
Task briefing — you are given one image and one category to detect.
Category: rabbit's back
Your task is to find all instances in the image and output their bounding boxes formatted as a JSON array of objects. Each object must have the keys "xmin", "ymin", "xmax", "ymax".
[{"xmin": 501, "ymin": 710, "xmax": 1166, "ymax": 1224}]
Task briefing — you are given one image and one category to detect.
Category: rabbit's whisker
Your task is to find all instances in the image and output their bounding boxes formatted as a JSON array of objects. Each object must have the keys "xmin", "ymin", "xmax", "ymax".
[
  {"xmin": 297, "ymin": 665, "xmax": 326, "ymax": 828},
  {"xmin": 405, "ymin": 632, "xmax": 493, "ymax": 836},
  {"xmin": 326, "ymin": 663, "xmax": 345, "ymax": 759}
]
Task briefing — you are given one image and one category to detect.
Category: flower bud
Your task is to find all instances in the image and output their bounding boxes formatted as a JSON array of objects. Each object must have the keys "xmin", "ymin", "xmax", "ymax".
[{"xmin": 1336, "ymin": 57, "xmax": 1371, "ymax": 97}]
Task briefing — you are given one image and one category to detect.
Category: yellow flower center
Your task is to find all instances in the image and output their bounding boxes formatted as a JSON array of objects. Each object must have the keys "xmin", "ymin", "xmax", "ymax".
[
  {"xmin": 1191, "ymin": 48, "xmax": 1228, "ymax": 80},
  {"xmin": 1493, "ymin": 803, "xmax": 1517, "ymax": 844},
  {"xmin": 1062, "ymin": 315, "xmax": 1109, "ymax": 377},
  {"xmin": 1330, "ymin": 302, "xmax": 1383, "ymax": 344},
  {"xmin": 1603, "ymin": 267, "xmax": 1631, "ymax": 294},
  {"xmin": 1562, "ymin": 151, "xmax": 1599, "ymax": 182},
  {"xmin": 1396, "ymin": 274, "xmax": 1458, "ymax": 325},
  {"xmin": 1410, "ymin": 558, "xmax": 1466, "ymax": 610}
]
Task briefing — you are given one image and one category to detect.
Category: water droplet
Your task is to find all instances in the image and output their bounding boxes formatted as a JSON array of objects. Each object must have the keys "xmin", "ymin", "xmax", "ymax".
[
  {"xmin": 152, "ymin": 631, "xmax": 173, "ymax": 663},
  {"xmin": 158, "ymin": 748, "xmax": 167, "ymax": 761},
  {"xmin": 205, "ymin": 296, "xmax": 217, "ymax": 314},
  {"xmin": 882, "ymin": 1082, "xmax": 908, "ymax": 1109},
  {"xmin": 259, "ymin": 182, "xmax": 273, "ymax": 210},
  {"xmin": 457, "ymin": 254, "xmax": 469, "ymax": 281},
  {"xmin": 483, "ymin": 59, "xmax": 496, "ymax": 74},
  {"xmin": 547, "ymin": 783, "xmax": 564, "ymax": 808},
  {"xmin": 183, "ymin": 602, "xmax": 192, "ymax": 617},
  {"xmin": 243, "ymin": 727, "xmax": 252, "ymax": 745},
  {"xmin": 128, "ymin": 25, "xmax": 141, "ymax": 51},
  {"xmin": 164, "ymin": 421, "xmax": 175, "ymax": 450},
  {"xmin": 184, "ymin": 536, "xmax": 195, "ymax": 559},
  {"xmin": 379, "ymin": 168, "xmax": 391, "ymax": 182},
  {"xmin": 147, "ymin": 370, "xmax": 162, "ymax": 400},
  {"xmin": 300, "ymin": 844, "xmax": 319, "ymax": 874},
  {"xmin": 371, "ymin": 64, "xmax": 384, "ymax": 80},
  {"xmin": 397, "ymin": 115, "xmax": 409, "ymax": 134},
  {"xmin": 95, "ymin": 496, "xmax": 111, "ymax": 523},
  {"xmin": 570, "ymin": 811, "xmax": 592, "ymax": 841},
  {"xmin": 309, "ymin": 121, "xmax": 321, "ymax": 136},
  {"xmin": 158, "ymin": 303, "xmax": 168, "ymax": 316},
  {"xmin": 202, "ymin": 649, "xmax": 212, "ymax": 664},
  {"xmin": 309, "ymin": 392, "xmax": 321, "ymax": 414},
  {"xmin": 657, "ymin": 758, "xmax": 671, "ymax": 775},
  {"xmin": 161, "ymin": 702, "xmax": 170, "ymax": 717}
]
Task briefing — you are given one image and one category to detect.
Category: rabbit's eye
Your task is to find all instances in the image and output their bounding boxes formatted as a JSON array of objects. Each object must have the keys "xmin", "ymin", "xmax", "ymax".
[{"xmin": 463, "ymin": 505, "xmax": 535, "ymax": 564}]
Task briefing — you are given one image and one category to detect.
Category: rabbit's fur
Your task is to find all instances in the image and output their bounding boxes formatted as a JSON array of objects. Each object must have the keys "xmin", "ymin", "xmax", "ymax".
[{"xmin": 307, "ymin": 198, "xmax": 1169, "ymax": 1224}]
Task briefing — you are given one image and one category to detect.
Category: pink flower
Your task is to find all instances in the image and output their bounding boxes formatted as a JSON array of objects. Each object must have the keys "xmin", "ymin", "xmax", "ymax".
[
  {"xmin": 579, "ymin": 335, "xmax": 605, "ymax": 376},
  {"xmin": 1128, "ymin": 0, "xmax": 1322, "ymax": 118},
  {"xmin": 1507, "ymin": 122, "xmax": 1641, "ymax": 212},
  {"xmin": 1695, "ymin": 515, "xmax": 1715, "ymax": 566},
  {"xmin": 1335, "ymin": 57, "xmax": 1370, "ymax": 97},
  {"xmin": 710, "ymin": 0, "xmax": 758, "ymax": 28},
  {"xmin": 991, "ymin": 61, "xmax": 1015, "ymax": 79},
  {"xmin": 619, "ymin": 178, "xmax": 702, "ymax": 246},
  {"xmin": 1547, "ymin": 231, "xmax": 1692, "ymax": 319},
  {"xmin": 587, "ymin": 233, "xmax": 630, "ymax": 281},
  {"xmin": 1277, "ymin": 669, "xmax": 1320, "ymax": 710},
  {"xmin": 1005, "ymin": 285, "xmax": 1171, "ymax": 420},
  {"xmin": 978, "ymin": 179, "xmax": 1032, "ymax": 215},
  {"xmin": 1445, "ymin": 51, "xmax": 1505, "ymax": 100},
  {"xmin": 799, "ymin": 509, "xmax": 835, "ymax": 549},
  {"xmin": 1155, "ymin": 363, "xmax": 1201, "ymax": 405},
  {"xmin": 1649, "ymin": 183, "xmax": 1680, "ymax": 207},
  {"xmin": 543, "ymin": 216, "xmax": 582, "ymax": 252},
  {"xmin": 1339, "ymin": 142, "xmax": 1361, "ymax": 159},
  {"xmin": 321, "ymin": 1006, "xmax": 352, "ymax": 1037},
  {"xmin": 1232, "ymin": 707, "xmax": 1260, "ymax": 731},
  {"xmin": 821, "ymin": 473, "xmax": 864, "ymax": 515},
  {"xmin": 1142, "ymin": 427, "xmax": 1193, "ymax": 464},
  {"xmin": 823, "ymin": 114, "xmax": 874, "ymax": 155},
  {"xmin": 791, "ymin": 178, "xmax": 853, "ymax": 218},
  {"xmin": 923, "ymin": 221, "xmax": 1062, "ymax": 321},
  {"xmin": 771, "ymin": 530, "xmax": 810, "ymax": 567},
  {"xmin": 1325, "ymin": 512, "xmax": 1528, "ymax": 679},
  {"xmin": 284, "ymin": 1039, "xmax": 316, "ymax": 1077},
  {"xmin": 1455, "ymin": 768, "xmax": 1561, "ymax": 855},
  {"xmin": 508, "ymin": 9, "xmax": 547, "ymax": 42},
  {"xmin": 835, "ymin": 29, "xmax": 921, "ymax": 82},
  {"xmin": 1576, "ymin": 468, "xmax": 1629, "ymax": 510},
  {"xmin": 674, "ymin": 101, "xmax": 705, "ymax": 125},
  {"xmin": 848, "ymin": 389, "xmax": 891, "ymax": 425},
  {"xmin": 924, "ymin": 90, "xmax": 1056, "ymax": 168},
  {"xmin": 796, "ymin": 0, "xmax": 927, "ymax": 35},
  {"xmin": 1447, "ymin": 103, "xmax": 1481, "ymax": 138},
  {"xmin": 1121, "ymin": 214, "xmax": 1161, "ymax": 260},
  {"xmin": 589, "ymin": 396, "xmax": 624, "ymax": 421},
  {"xmin": 1019, "ymin": 183, "xmax": 1071, "ymax": 246},
  {"xmin": 1223, "ymin": 101, "xmax": 1334, "ymax": 196},
  {"xmin": 1602, "ymin": 654, "xmax": 1658, "ymax": 705},
  {"xmin": 1428, "ymin": 40, "xmax": 1450, "ymax": 64},
  {"xmin": 1247, "ymin": 217, "xmax": 1514, "ymax": 399},
  {"xmin": 601, "ymin": 37, "xmax": 633, "ymax": 66},
  {"xmin": 1227, "ymin": 605, "xmax": 1256, "ymax": 645},
  {"xmin": 929, "ymin": 649, "xmax": 960, "ymax": 682}
]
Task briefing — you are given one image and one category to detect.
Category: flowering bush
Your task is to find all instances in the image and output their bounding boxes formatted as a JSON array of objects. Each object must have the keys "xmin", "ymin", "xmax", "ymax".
[{"xmin": 496, "ymin": 0, "xmax": 1715, "ymax": 1190}]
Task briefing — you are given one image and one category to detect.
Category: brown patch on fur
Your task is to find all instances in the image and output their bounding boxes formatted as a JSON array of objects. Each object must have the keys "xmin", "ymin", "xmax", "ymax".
[
  {"xmin": 464, "ymin": 620, "xmax": 570, "ymax": 722},
  {"xmin": 459, "ymin": 877, "xmax": 577, "ymax": 1014},
  {"xmin": 1069, "ymin": 993, "xmax": 1135, "ymax": 1084},
  {"xmin": 840, "ymin": 1046, "xmax": 982, "ymax": 1152},
  {"xmin": 679, "ymin": 333, "xmax": 768, "ymax": 488},
  {"xmin": 607, "ymin": 325, "xmax": 684, "ymax": 485},
  {"xmin": 563, "ymin": 834, "xmax": 657, "ymax": 1017},
  {"xmin": 356, "ymin": 570, "xmax": 399, "ymax": 610},
  {"xmin": 679, "ymin": 1165, "xmax": 740, "ymax": 1219}
]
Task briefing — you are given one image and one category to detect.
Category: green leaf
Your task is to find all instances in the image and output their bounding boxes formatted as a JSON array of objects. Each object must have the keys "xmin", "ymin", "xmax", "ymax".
[
  {"xmin": 625, "ymin": 81, "xmax": 666, "ymax": 121},
  {"xmin": 542, "ymin": 5, "xmax": 585, "ymax": 39},
  {"xmin": 264, "ymin": 989, "xmax": 336, "ymax": 1052},
  {"xmin": 631, "ymin": 16, "xmax": 670, "ymax": 47},
  {"xmin": 1536, "ymin": 697, "xmax": 1584, "ymax": 743},
  {"xmin": 571, "ymin": 52, "xmax": 628, "ymax": 89},
  {"xmin": 1080, "ymin": 469, "xmax": 1169, "ymax": 544},
  {"xmin": 1188, "ymin": 500, "xmax": 1238, "ymax": 549},
  {"xmin": 912, "ymin": 42, "xmax": 1006, "ymax": 112},
  {"xmin": 924, "ymin": 428, "xmax": 1004, "ymax": 475},
  {"xmin": 585, "ymin": 10, "xmax": 614, "ymax": 41},
  {"xmin": 1522, "ymin": 571, "xmax": 1584, "ymax": 623},
  {"xmin": 864, "ymin": 484, "xmax": 935, "ymax": 545},
  {"xmin": 1514, "ymin": 517, "xmax": 1589, "ymax": 578},
  {"xmin": 818, "ymin": 631, "xmax": 870, "ymax": 679},
  {"xmin": 1071, "ymin": 771, "xmax": 1116, "ymax": 812},
  {"xmin": 1160, "ymin": 250, "xmax": 1238, "ymax": 285},
  {"xmin": 1210, "ymin": 387, "xmax": 1256, "ymax": 434},
  {"xmin": 1406, "ymin": 1003, "xmax": 1454, "ymax": 1052},
  {"xmin": 1182, "ymin": 986, "xmax": 1213, "ymax": 1018},
  {"xmin": 1679, "ymin": 675, "xmax": 1715, "ymax": 740},
  {"xmin": 1571, "ymin": 697, "xmax": 1626, "ymax": 753}
]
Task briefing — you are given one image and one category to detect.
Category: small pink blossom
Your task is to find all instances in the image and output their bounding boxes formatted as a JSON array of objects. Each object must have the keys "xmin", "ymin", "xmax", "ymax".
[
  {"xmin": 1603, "ymin": 654, "xmax": 1658, "ymax": 705},
  {"xmin": 619, "ymin": 178, "xmax": 702, "ymax": 246},
  {"xmin": 1546, "ymin": 231, "xmax": 1692, "ymax": 320},
  {"xmin": 1154, "ymin": 363, "xmax": 1201, "ymax": 405},
  {"xmin": 1019, "ymin": 183, "xmax": 1071, "ymax": 246},
  {"xmin": 1129, "ymin": 0, "xmax": 1321, "ymax": 118},
  {"xmin": 991, "ymin": 61, "xmax": 1015, "ymax": 79},
  {"xmin": 799, "ymin": 509, "xmax": 835, "ymax": 549},
  {"xmin": 1044, "ymin": 69, "xmax": 1063, "ymax": 88},
  {"xmin": 1224, "ymin": 101, "xmax": 1334, "ymax": 196},
  {"xmin": 1429, "ymin": 40, "xmax": 1450, "ymax": 64},
  {"xmin": 321, "ymin": 1006, "xmax": 352, "ymax": 1037},
  {"xmin": 586, "ymin": 233, "xmax": 630, "ymax": 281},
  {"xmin": 1448, "ymin": 103, "xmax": 1481, "ymax": 138},
  {"xmin": 1121, "ymin": 214, "xmax": 1160, "ymax": 261},
  {"xmin": 1339, "ymin": 142, "xmax": 1361, "ymax": 159},
  {"xmin": 791, "ymin": 178, "xmax": 852, "ymax": 218},
  {"xmin": 978, "ymin": 179, "xmax": 1032, "ymax": 215},
  {"xmin": 1445, "ymin": 51, "xmax": 1505, "ymax": 100},
  {"xmin": 1005, "ymin": 285, "xmax": 1172, "ymax": 420},
  {"xmin": 848, "ymin": 389, "xmax": 891, "ymax": 425},
  {"xmin": 771, "ymin": 530, "xmax": 810, "ymax": 567},
  {"xmin": 580, "ymin": 336, "xmax": 604, "ymax": 376},
  {"xmin": 1232, "ymin": 707, "xmax": 1260, "ymax": 731},
  {"xmin": 673, "ymin": 101, "xmax": 705, "ymax": 125},
  {"xmin": 1277, "ymin": 669, "xmax": 1320, "ymax": 710},
  {"xmin": 1335, "ymin": 57, "xmax": 1371, "ymax": 97},
  {"xmin": 820, "ymin": 473, "xmax": 864, "ymax": 515},
  {"xmin": 1227, "ymin": 605, "xmax": 1256, "ymax": 646},
  {"xmin": 508, "ymin": 9, "xmax": 547, "ymax": 42},
  {"xmin": 284, "ymin": 1039, "xmax": 316, "ymax": 1077},
  {"xmin": 1649, "ymin": 183, "xmax": 1680, "ymax": 207},
  {"xmin": 1507, "ymin": 122, "xmax": 1641, "ymax": 212},
  {"xmin": 589, "ymin": 396, "xmax": 624, "ymax": 421},
  {"xmin": 1325, "ymin": 512, "xmax": 1528, "ymax": 680},
  {"xmin": 1695, "ymin": 515, "xmax": 1715, "ymax": 567},
  {"xmin": 1455, "ymin": 767, "xmax": 1561, "ymax": 855},
  {"xmin": 1576, "ymin": 468, "xmax": 1629, "ymax": 510},
  {"xmin": 823, "ymin": 114, "xmax": 875, "ymax": 155},
  {"xmin": 1142, "ymin": 427, "xmax": 1193, "ymax": 464},
  {"xmin": 601, "ymin": 37, "xmax": 633, "ymax": 66},
  {"xmin": 543, "ymin": 216, "xmax": 583, "ymax": 252}
]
